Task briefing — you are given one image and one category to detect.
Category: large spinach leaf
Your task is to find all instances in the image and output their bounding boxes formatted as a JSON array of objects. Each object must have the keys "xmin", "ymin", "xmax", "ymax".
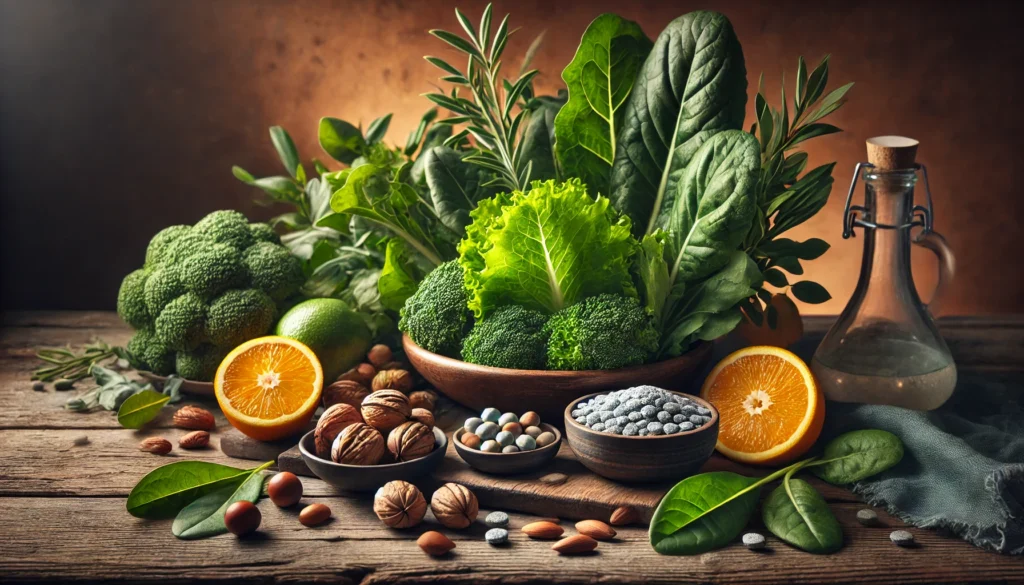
[
  {"xmin": 521, "ymin": 95, "xmax": 563, "ymax": 183},
  {"xmin": 811, "ymin": 430, "xmax": 904, "ymax": 484},
  {"xmin": 423, "ymin": 146, "xmax": 492, "ymax": 235},
  {"xmin": 554, "ymin": 14, "xmax": 652, "ymax": 197},
  {"xmin": 609, "ymin": 10, "xmax": 748, "ymax": 236},
  {"xmin": 649, "ymin": 471, "xmax": 761, "ymax": 555},
  {"xmin": 762, "ymin": 475, "xmax": 843, "ymax": 554}
]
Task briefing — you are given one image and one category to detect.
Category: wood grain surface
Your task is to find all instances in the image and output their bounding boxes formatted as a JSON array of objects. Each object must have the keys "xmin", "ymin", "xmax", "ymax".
[{"xmin": 1, "ymin": 311, "xmax": 1023, "ymax": 584}]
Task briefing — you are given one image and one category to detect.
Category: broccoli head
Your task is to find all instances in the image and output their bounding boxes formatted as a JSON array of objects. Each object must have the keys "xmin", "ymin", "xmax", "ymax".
[
  {"xmin": 117, "ymin": 269, "xmax": 152, "ymax": 329},
  {"xmin": 161, "ymin": 230, "xmax": 215, "ymax": 266},
  {"xmin": 206, "ymin": 288, "xmax": 276, "ymax": 348},
  {"xmin": 461, "ymin": 305, "xmax": 549, "ymax": 370},
  {"xmin": 145, "ymin": 225, "xmax": 191, "ymax": 268},
  {"xmin": 249, "ymin": 222, "xmax": 280, "ymax": 244},
  {"xmin": 143, "ymin": 264, "xmax": 185, "ymax": 317},
  {"xmin": 175, "ymin": 343, "xmax": 227, "ymax": 381},
  {"xmin": 193, "ymin": 210, "xmax": 253, "ymax": 250},
  {"xmin": 243, "ymin": 242, "xmax": 303, "ymax": 301},
  {"xmin": 545, "ymin": 293, "xmax": 658, "ymax": 371},
  {"xmin": 127, "ymin": 328, "xmax": 175, "ymax": 375},
  {"xmin": 155, "ymin": 292, "xmax": 208, "ymax": 351},
  {"xmin": 399, "ymin": 260, "xmax": 472, "ymax": 357},
  {"xmin": 180, "ymin": 242, "xmax": 247, "ymax": 299}
]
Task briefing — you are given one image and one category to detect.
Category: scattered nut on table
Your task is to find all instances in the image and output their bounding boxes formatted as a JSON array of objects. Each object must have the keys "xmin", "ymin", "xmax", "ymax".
[
  {"xmin": 173, "ymin": 405, "xmax": 215, "ymax": 430},
  {"xmin": 374, "ymin": 480, "xmax": 427, "ymax": 529},
  {"xmin": 430, "ymin": 483, "xmax": 479, "ymax": 529},
  {"xmin": 139, "ymin": 437, "xmax": 171, "ymax": 455},
  {"xmin": 418, "ymin": 531, "xmax": 455, "ymax": 556}
]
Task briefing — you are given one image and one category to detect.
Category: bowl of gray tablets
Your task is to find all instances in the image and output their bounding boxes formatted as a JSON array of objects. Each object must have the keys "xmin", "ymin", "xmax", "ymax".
[{"xmin": 563, "ymin": 385, "xmax": 719, "ymax": 482}]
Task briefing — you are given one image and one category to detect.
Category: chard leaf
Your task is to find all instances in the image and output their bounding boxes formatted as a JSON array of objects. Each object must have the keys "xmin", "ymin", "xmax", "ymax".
[
  {"xmin": 650, "ymin": 471, "xmax": 761, "ymax": 555},
  {"xmin": 172, "ymin": 461, "xmax": 273, "ymax": 540},
  {"xmin": 554, "ymin": 13, "xmax": 652, "ymax": 196},
  {"xmin": 127, "ymin": 461, "xmax": 263, "ymax": 519},
  {"xmin": 610, "ymin": 10, "xmax": 748, "ymax": 236},
  {"xmin": 811, "ymin": 430, "xmax": 904, "ymax": 484},
  {"xmin": 762, "ymin": 476, "xmax": 843, "ymax": 554}
]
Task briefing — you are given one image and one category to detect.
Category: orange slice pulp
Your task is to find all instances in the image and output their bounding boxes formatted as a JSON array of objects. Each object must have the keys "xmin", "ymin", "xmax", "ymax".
[
  {"xmin": 700, "ymin": 346, "xmax": 824, "ymax": 465},
  {"xmin": 214, "ymin": 336, "xmax": 323, "ymax": 441}
]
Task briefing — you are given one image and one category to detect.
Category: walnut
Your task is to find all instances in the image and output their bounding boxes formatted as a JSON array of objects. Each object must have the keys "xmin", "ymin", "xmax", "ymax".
[
  {"xmin": 408, "ymin": 389, "xmax": 437, "ymax": 411},
  {"xmin": 322, "ymin": 379, "xmax": 370, "ymax": 410},
  {"xmin": 360, "ymin": 390, "xmax": 411, "ymax": 432},
  {"xmin": 386, "ymin": 421, "xmax": 435, "ymax": 462},
  {"xmin": 410, "ymin": 408, "xmax": 434, "ymax": 428},
  {"xmin": 373, "ymin": 480, "xmax": 427, "ymax": 528},
  {"xmin": 367, "ymin": 344, "xmax": 393, "ymax": 368},
  {"xmin": 331, "ymin": 423, "xmax": 385, "ymax": 465},
  {"xmin": 314, "ymin": 403, "xmax": 363, "ymax": 458},
  {"xmin": 430, "ymin": 483, "xmax": 479, "ymax": 529},
  {"xmin": 371, "ymin": 369, "xmax": 414, "ymax": 393},
  {"xmin": 337, "ymin": 363, "xmax": 376, "ymax": 385}
]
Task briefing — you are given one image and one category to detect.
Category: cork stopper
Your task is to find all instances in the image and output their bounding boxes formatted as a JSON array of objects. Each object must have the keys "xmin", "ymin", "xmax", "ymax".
[{"xmin": 866, "ymin": 136, "xmax": 919, "ymax": 170}]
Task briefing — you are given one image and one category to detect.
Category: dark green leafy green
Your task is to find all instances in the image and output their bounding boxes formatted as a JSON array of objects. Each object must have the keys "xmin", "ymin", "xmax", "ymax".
[
  {"xmin": 762, "ymin": 473, "xmax": 843, "ymax": 554},
  {"xmin": 423, "ymin": 146, "xmax": 494, "ymax": 235},
  {"xmin": 811, "ymin": 430, "xmax": 904, "ymax": 484},
  {"xmin": 126, "ymin": 461, "xmax": 265, "ymax": 519},
  {"xmin": 790, "ymin": 281, "xmax": 832, "ymax": 304},
  {"xmin": 365, "ymin": 113, "xmax": 392, "ymax": 145},
  {"xmin": 520, "ymin": 95, "xmax": 563, "ymax": 183},
  {"xmin": 650, "ymin": 471, "xmax": 761, "ymax": 555},
  {"xmin": 172, "ymin": 461, "xmax": 273, "ymax": 539},
  {"xmin": 554, "ymin": 13, "xmax": 651, "ymax": 196},
  {"xmin": 270, "ymin": 126, "xmax": 301, "ymax": 178},
  {"xmin": 319, "ymin": 117, "xmax": 366, "ymax": 165},
  {"xmin": 377, "ymin": 239, "xmax": 422, "ymax": 311},
  {"xmin": 609, "ymin": 10, "xmax": 748, "ymax": 236},
  {"xmin": 116, "ymin": 389, "xmax": 170, "ymax": 429}
]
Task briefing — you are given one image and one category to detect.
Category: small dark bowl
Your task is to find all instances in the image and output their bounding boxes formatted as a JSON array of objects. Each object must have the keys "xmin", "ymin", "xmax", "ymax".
[
  {"xmin": 564, "ymin": 391, "xmax": 719, "ymax": 483},
  {"xmin": 452, "ymin": 423, "xmax": 562, "ymax": 475},
  {"xmin": 138, "ymin": 371, "xmax": 214, "ymax": 397},
  {"xmin": 298, "ymin": 427, "xmax": 447, "ymax": 492}
]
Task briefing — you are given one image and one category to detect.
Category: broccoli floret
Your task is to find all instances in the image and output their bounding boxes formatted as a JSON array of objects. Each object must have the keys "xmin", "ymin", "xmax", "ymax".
[
  {"xmin": 206, "ymin": 289, "xmax": 276, "ymax": 348},
  {"xmin": 243, "ymin": 241, "xmax": 303, "ymax": 301},
  {"xmin": 180, "ymin": 243, "xmax": 247, "ymax": 299},
  {"xmin": 175, "ymin": 343, "xmax": 227, "ymax": 381},
  {"xmin": 144, "ymin": 265, "xmax": 185, "ymax": 317},
  {"xmin": 193, "ymin": 210, "xmax": 253, "ymax": 250},
  {"xmin": 117, "ymin": 269, "xmax": 151, "ymax": 329},
  {"xmin": 249, "ymin": 222, "xmax": 280, "ymax": 244},
  {"xmin": 127, "ymin": 328, "xmax": 174, "ymax": 375},
  {"xmin": 461, "ymin": 305, "xmax": 549, "ymax": 370},
  {"xmin": 145, "ymin": 225, "xmax": 191, "ymax": 267},
  {"xmin": 399, "ymin": 260, "xmax": 472, "ymax": 357},
  {"xmin": 155, "ymin": 292, "xmax": 208, "ymax": 351},
  {"xmin": 545, "ymin": 293, "xmax": 658, "ymax": 371},
  {"xmin": 161, "ymin": 230, "xmax": 214, "ymax": 266}
]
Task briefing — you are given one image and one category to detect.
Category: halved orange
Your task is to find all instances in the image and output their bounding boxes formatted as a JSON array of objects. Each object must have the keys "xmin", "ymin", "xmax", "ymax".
[
  {"xmin": 700, "ymin": 346, "xmax": 824, "ymax": 466},
  {"xmin": 214, "ymin": 336, "xmax": 324, "ymax": 441}
]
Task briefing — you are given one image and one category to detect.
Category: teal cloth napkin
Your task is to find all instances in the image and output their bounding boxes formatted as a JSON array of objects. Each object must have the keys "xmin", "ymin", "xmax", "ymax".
[{"xmin": 821, "ymin": 372, "xmax": 1024, "ymax": 554}]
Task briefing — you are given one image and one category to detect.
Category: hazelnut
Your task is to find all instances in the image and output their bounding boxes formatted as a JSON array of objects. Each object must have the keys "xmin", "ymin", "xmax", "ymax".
[
  {"xmin": 267, "ymin": 472, "xmax": 303, "ymax": 507},
  {"xmin": 322, "ymin": 379, "xmax": 370, "ymax": 409},
  {"xmin": 374, "ymin": 480, "xmax": 427, "ymax": 529},
  {"xmin": 367, "ymin": 344, "xmax": 393, "ymax": 368},
  {"xmin": 331, "ymin": 423, "xmax": 385, "ymax": 465},
  {"xmin": 430, "ymin": 483, "xmax": 479, "ymax": 530},
  {"xmin": 386, "ymin": 421, "xmax": 435, "ymax": 462},
  {"xmin": 224, "ymin": 501, "xmax": 261, "ymax": 536},
  {"xmin": 361, "ymin": 390, "xmax": 410, "ymax": 432},
  {"xmin": 314, "ymin": 403, "xmax": 363, "ymax": 458},
  {"xmin": 408, "ymin": 389, "xmax": 437, "ymax": 411},
  {"xmin": 410, "ymin": 408, "xmax": 435, "ymax": 428},
  {"xmin": 371, "ymin": 369, "xmax": 414, "ymax": 393},
  {"xmin": 338, "ymin": 363, "xmax": 376, "ymax": 385}
]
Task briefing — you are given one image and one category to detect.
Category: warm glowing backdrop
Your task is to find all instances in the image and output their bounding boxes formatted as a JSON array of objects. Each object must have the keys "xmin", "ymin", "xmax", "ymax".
[{"xmin": 1, "ymin": 0, "xmax": 1021, "ymax": 314}]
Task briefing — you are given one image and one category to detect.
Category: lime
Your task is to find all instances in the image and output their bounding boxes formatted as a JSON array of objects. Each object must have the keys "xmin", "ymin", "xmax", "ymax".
[{"xmin": 274, "ymin": 299, "xmax": 372, "ymax": 381}]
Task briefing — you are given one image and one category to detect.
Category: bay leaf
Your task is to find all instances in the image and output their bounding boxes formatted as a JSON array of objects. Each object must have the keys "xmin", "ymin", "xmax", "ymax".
[
  {"xmin": 172, "ymin": 461, "xmax": 273, "ymax": 539},
  {"xmin": 116, "ymin": 389, "xmax": 170, "ymax": 429},
  {"xmin": 126, "ymin": 461, "xmax": 264, "ymax": 519}
]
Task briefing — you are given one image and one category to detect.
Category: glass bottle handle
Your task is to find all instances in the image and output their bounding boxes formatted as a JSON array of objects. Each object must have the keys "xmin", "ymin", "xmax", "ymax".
[{"xmin": 912, "ymin": 230, "xmax": 955, "ymax": 316}]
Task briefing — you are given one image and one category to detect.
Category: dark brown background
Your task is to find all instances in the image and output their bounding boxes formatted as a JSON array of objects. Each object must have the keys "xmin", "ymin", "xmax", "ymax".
[{"xmin": 1, "ymin": 0, "xmax": 1021, "ymax": 315}]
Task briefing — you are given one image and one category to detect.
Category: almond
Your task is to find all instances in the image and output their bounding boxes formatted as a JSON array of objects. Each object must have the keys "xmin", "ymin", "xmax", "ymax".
[
  {"xmin": 179, "ymin": 430, "xmax": 210, "ymax": 449},
  {"xmin": 575, "ymin": 519, "xmax": 616, "ymax": 541},
  {"xmin": 172, "ymin": 405, "xmax": 215, "ymax": 430},
  {"xmin": 521, "ymin": 521, "xmax": 564, "ymax": 539},
  {"xmin": 609, "ymin": 505, "xmax": 640, "ymax": 526},
  {"xmin": 138, "ymin": 437, "xmax": 172, "ymax": 455},
  {"xmin": 552, "ymin": 534, "xmax": 598, "ymax": 555},
  {"xmin": 417, "ymin": 530, "xmax": 455, "ymax": 556}
]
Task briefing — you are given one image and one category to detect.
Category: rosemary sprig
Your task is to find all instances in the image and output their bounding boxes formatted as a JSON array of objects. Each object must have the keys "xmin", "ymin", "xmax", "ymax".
[{"xmin": 32, "ymin": 339, "xmax": 123, "ymax": 383}]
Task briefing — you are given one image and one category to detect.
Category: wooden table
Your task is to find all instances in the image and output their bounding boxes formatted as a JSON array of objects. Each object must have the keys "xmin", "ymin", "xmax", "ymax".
[{"xmin": 2, "ymin": 311, "xmax": 1023, "ymax": 584}]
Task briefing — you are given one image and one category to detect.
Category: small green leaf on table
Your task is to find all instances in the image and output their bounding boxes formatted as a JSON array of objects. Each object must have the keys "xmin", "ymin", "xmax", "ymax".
[
  {"xmin": 116, "ymin": 390, "xmax": 170, "ymax": 429},
  {"xmin": 172, "ymin": 461, "xmax": 274, "ymax": 539},
  {"xmin": 762, "ymin": 472, "xmax": 842, "ymax": 554}
]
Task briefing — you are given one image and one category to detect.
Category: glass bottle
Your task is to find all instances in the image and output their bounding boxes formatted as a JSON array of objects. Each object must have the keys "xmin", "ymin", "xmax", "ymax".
[{"xmin": 811, "ymin": 136, "xmax": 957, "ymax": 410}]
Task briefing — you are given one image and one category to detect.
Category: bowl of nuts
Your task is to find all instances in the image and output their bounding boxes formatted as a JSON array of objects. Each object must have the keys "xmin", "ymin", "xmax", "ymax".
[
  {"xmin": 297, "ymin": 389, "xmax": 448, "ymax": 492},
  {"xmin": 452, "ymin": 408, "xmax": 562, "ymax": 475},
  {"xmin": 563, "ymin": 386, "xmax": 719, "ymax": 483}
]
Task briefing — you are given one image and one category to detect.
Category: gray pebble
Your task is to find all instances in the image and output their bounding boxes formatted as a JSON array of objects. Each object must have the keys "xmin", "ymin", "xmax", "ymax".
[
  {"xmin": 628, "ymin": 411, "xmax": 644, "ymax": 422},
  {"xmin": 856, "ymin": 509, "xmax": 880, "ymax": 527},
  {"xmin": 586, "ymin": 412, "xmax": 602, "ymax": 426},
  {"xmin": 647, "ymin": 422, "xmax": 664, "ymax": 435},
  {"xmin": 654, "ymin": 397, "xmax": 667, "ymax": 408},
  {"xmin": 571, "ymin": 409, "xmax": 583, "ymax": 419},
  {"xmin": 592, "ymin": 423, "xmax": 605, "ymax": 432},
  {"xmin": 623, "ymin": 423, "xmax": 638, "ymax": 436},
  {"xmin": 742, "ymin": 532, "xmax": 766, "ymax": 550},
  {"xmin": 476, "ymin": 422, "xmax": 500, "ymax": 441},
  {"xmin": 575, "ymin": 416, "xmax": 587, "ymax": 425},
  {"xmin": 607, "ymin": 425, "xmax": 623, "ymax": 435},
  {"xmin": 697, "ymin": 406, "xmax": 711, "ymax": 416},
  {"xmin": 31, "ymin": 381, "xmax": 46, "ymax": 392},
  {"xmin": 681, "ymin": 404, "xmax": 697, "ymax": 415},
  {"xmin": 599, "ymin": 411, "xmax": 615, "ymax": 423},
  {"xmin": 72, "ymin": 435, "xmax": 90, "ymax": 446},
  {"xmin": 679, "ymin": 422, "xmax": 695, "ymax": 431},
  {"xmin": 638, "ymin": 428, "xmax": 649, "ymax": 436},
  {"xmin": 485, "ymin": 511, "xmax": 509, "ymax": 528},
  {"xmin": 673, "ymin": 413, "xmax": 687, "ymax": 424},
  {"xmin": 501, "ymin": 445, "xmax": 520, "ymax": 453},
  {"xmin": 640, "ymin": 405, "xmax": 658, "ymax": 418},
  {"xmin": 657, "ymin": 410, "xmax": 672, "ymax": 423},
  {"xmin": 486, "ymin": 528, "xmax": 509, "ymax": 545},
  {"xmin": 612, "ymin": 406, "xmax": 628, "ymax": 417},
  {"xmin": 689, "ymin": 414, "xmax": 704, "ymax": 426},
  {"xmin": 890, "ymin": 530, "xmax": 915, "ymax": 546},
  {"xmin": 700, "ymin": 415, "xmax": 713, "ymax": 425},
  {"xmin": 663, "ymin": 402, "xmax": 681, "ymax": 414},
  {"xmin": 664, "ymin": 423, "xmax": 680, "ymax": 434},
  {"xmin": 605, "ymin": 398, "xmax": 621, "ymax": 410}
]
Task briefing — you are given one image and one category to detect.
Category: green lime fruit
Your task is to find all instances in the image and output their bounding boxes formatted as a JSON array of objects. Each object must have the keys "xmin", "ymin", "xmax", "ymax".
[{"xmin": 274, "ymin": 299, "xmax": 372, "ymax": 381}]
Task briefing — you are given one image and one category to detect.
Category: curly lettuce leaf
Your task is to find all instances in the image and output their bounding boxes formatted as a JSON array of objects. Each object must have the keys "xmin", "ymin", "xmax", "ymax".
[{"xmin": 458, "ymin": 179, "xmax": 637, "ymax": 317}]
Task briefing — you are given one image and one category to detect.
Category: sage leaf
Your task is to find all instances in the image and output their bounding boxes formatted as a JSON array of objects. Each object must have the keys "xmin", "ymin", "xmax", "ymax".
[
  {"xmin": 127, "ymin": 461, "xmax": 264, "ymax": 519},
  {"xmin": 554, "ymin": 13, "xmax": 651, "ymax": 196},
  {"xmin": 319, "ymin": 117, "xmax": 366, "ymax": 165},
  {"xmin": 762, "ymin": 476, "xmax": 842, "ymax": 554},
  {"xmin": 610, "ymin": 10, "xmax": 748, "ymax": 236},
  {"xmin": 98, "ymin": 383, "xmax": 140, "ymax": 411},
  {"xmin": 649, "ymin": 471, "xmax": 761, "ymax": 555},
  {"xmin": 116, "ymin": 389, "xmax": 170, "ymax": 429},
  {"xmin": 812, "ymin": 430, "xmax": 904, "ymax": 484},
  {"xmin": 172, "ymin": 461, "xmax": 273, "ymax": 539}
]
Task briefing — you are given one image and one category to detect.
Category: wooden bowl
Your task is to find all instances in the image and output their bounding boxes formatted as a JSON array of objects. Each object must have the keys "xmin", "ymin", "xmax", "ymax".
[
  {"xmin": 403, "ymin": 334, "xmax": 713, "ymax": 422},
  {"xmin": 452, "ymin": 423, "xmax": 562, "ymax": 475},
  {"xmin": 137, "ymin": 371, "xmax": 214, "ymax": 397},
  {"xmin": 563, "ymin": 391, "xmax": 719, "ymax": 483},
  {"xmin": 297, "ymin": 427, "xmax": 447, "ymax": 492}
]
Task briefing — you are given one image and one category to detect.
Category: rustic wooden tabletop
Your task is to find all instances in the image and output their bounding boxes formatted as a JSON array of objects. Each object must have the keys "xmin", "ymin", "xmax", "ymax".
[{"xmin": 2, "ymin": 311, "xmax": 1023, "ymax": 584}]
